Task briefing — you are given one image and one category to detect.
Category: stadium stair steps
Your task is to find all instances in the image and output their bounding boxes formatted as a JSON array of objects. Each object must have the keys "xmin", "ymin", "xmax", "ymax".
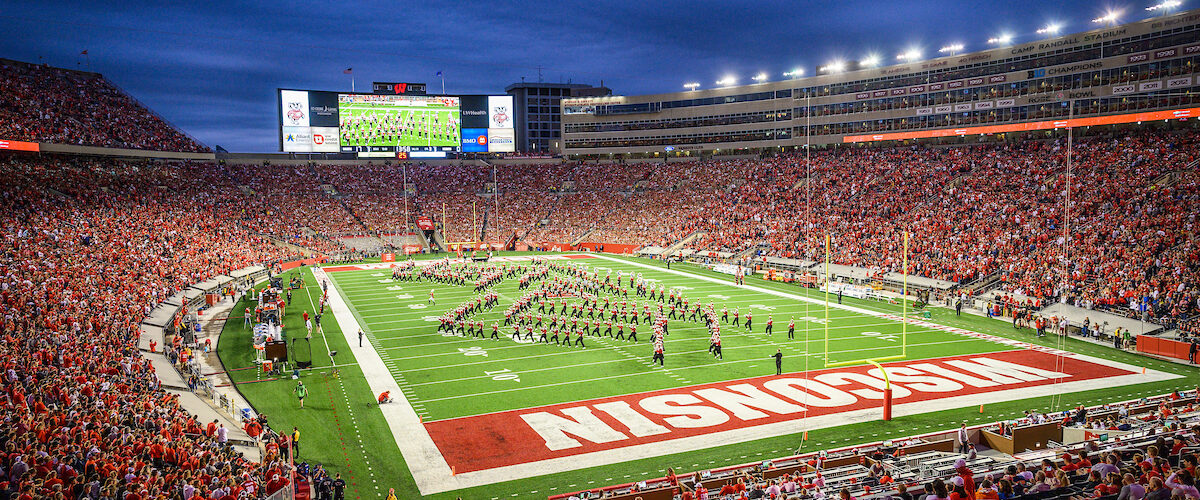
[
  {"xmin": 145, "ymin": 352, "xmax": 190, "ymax": 390},
  {"xmin": 568, "ymin": 198, "xmax": 627, "ymax": 246},
  {"xmin": 430, "ymin": 230, "xmax": 447, "ymax": 252},
  {"xmin": 962, "ymin": 269, "xmax": 1003, "ymax": 293},
  {"xmin": 333, "ymin": 198, "xmax": 372, "ymax": 235},
  {"xmin": 165, "ymin": 388, "xmax": 262, "ymax": 461},
  {"xmin": 659, "ymin": 230, "xmax": 706, "ymax": 257},
  {"xmin": 731, "ymin": 242, "xmax": 772, "ymax": 261},
  {"xmin": 568, "ymin": 227, "xmax": 597, "ymax": 246}
]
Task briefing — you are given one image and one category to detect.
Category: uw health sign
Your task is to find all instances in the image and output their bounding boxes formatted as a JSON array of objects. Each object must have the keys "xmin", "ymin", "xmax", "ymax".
[{"xmin": 424, "ymin": 349, "xmax": 1147, "ymax": 473}]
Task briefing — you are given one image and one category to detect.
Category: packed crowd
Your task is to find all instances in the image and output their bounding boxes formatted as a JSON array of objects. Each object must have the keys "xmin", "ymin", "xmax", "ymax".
[
  {"xmin": 0, "ymin": 59, "xmax": 207, "ymax": 152},
  {"xmin": 0, "ymin": 155, "xmax": 314, "ymax": 499},
  {"xmin": 223, "ymin": 129, "xmax": 1198, "ymax": 327}
]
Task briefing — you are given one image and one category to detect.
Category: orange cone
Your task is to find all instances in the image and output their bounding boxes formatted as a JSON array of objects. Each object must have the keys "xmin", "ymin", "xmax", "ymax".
[
  {"xmin": 979, "ymin": 404, "xmax": 984, "ymax": 413},
  {"xmin": 803, "ymin": 431, "xmax": 809, "ymax": 441}
]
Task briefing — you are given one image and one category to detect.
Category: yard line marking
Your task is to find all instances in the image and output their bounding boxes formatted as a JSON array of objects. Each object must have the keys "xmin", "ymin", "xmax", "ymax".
[
  {"xmin": 413, "ymin": 339, "xmax": 1012, "ymax": 405},
  {"xmin": 389, "ymin": 330, "xmax": 970, "ymax": 371}
]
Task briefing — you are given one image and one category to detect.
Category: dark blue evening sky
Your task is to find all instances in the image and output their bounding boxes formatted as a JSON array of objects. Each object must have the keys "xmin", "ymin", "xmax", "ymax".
[{"xmin": 0, "ymin": 0, "xmax": 1154, "ymax": 151}]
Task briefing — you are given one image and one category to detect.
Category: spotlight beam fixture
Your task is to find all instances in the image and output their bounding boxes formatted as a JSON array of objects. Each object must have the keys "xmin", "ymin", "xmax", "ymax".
[
  {"xmin": 783, "ymin": 69, "xmax": 804, "ymax": 78},
  {"xmin": 938, "ymin": 43, "xmax": 964, "ymax": 54},
  {"xmin": 716, "ymin": 76, "xmax": 737, "ymax": 86},
  {"xmin": 896, "ymin": 49, "xmax": 922, "ymax": 61},
  {"xmin": 1036, "ymin": 23, "xmax": 1062, "ymax": 35},
  {"xmin": 752, "ymin": 73, "xmax": 768, "ymax": 82},
  {"xmin": 683, "ymin": 82, "xmax": 700, "ymax": 91},
  {"xmin": 987, "ymin": 34, "xmax": 1013, "ymax": 45},
  {"xmin": 819, "ymin": 61, "xmax": 846, "ymax": 74},
  {"xmin": 1092, "ymin": 10, "xmax": 1121, "ymax": 24},
  {"xmin": 1146, "ymin": 0, "xmax": 1182, "ymax": 11}
]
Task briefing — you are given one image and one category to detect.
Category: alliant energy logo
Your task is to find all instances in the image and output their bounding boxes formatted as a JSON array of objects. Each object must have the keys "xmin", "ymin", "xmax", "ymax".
[{"xmin": 423, "ymin": 349, "xmax": 1140, "ymax": 473}]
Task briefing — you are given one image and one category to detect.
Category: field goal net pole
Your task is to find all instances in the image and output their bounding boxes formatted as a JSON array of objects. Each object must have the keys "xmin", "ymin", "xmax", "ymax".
[
  {"xmin": 903, "ymin": 231, "xmax": 908, "ymax": 358},
  {"xmin": 823, "ymin": 231, "xmax": 908, "ymax": 368}
]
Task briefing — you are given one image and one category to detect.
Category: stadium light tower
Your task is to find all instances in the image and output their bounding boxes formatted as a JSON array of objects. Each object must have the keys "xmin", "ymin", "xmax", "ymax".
[
  {"xmin": 716, "ymin": 76, "xmax": 738, "ymax": 86},
  {"xmin": 820, "ymin": 60, "xmax": 846, "ymax": 74},
  {"xmin": 861, "ymin": 54, "xmax": 881, "ymax": 67},
  {"xmin": 896, "ymin": 49, "xmax": 922, "ymax": 61},
  {"xmin": 938, "ymin": 43, "xmax": 964, "ymax": 55},
  {"xmin": 1092, "ymin": 10, "xmax": 1121, "ymax": 25},
  {"xmin": 752, "ymin": 73, "xmax": 768, "ymax": 83},
  {"xmin": 783, "ymin": 68, "xmax": 804, "ymax": 78},
  {"xmin": 1146, "ymin": 0, "xmax": 1182, "ymax": 13},
  {"xmin": 684, "ymin": 82, "xmax": 700, "ymax": 91},
  {"xmin": 1036, "ymin": 23, "xmax": 1062, "ymax": 35},
  {"xmin": 987, "ymin": 33, "xmax": 1014, "ymax": 45}
]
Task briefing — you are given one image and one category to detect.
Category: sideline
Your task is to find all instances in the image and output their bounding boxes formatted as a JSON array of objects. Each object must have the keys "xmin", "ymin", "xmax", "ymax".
[{"xmin": 313, "ymin": 267, "xmax": 458, "ymax": 495}]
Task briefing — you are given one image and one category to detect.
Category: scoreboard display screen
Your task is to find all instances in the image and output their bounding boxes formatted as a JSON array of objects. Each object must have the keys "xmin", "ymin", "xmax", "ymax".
[
  {"xmin": 338, "ymin": 94, "xmax": 460, "ymax": 153},
  {"xmin": 278, "ymin": 89, "xmax": 515, "ymax": 155}
]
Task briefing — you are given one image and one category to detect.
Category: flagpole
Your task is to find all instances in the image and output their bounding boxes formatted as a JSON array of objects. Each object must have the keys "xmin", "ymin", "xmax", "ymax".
[
  {"xmin": 441, "ymin": 73, "xmax": 445, "ymax": 95},
  {"xmin": 351, "ymin": 76, "xmax": 355, "ymax": 93}
]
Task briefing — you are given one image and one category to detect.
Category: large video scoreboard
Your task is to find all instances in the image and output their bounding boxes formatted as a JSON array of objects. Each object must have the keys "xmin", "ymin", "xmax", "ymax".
[{"xmin": 277, "ymin": 89, "xmax": 514, "ymax": 155}]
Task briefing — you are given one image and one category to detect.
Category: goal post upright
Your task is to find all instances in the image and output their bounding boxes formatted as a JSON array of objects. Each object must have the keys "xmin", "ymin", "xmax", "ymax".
[{"xmin": 823, "ymin": 233, "xmax": 830, "ymax": 366}]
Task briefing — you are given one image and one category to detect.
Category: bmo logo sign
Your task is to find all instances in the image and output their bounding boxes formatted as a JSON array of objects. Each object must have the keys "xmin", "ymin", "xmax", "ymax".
[{"xmin": 461, "ymin": 128, "xmax": 489, "ymax": 152}]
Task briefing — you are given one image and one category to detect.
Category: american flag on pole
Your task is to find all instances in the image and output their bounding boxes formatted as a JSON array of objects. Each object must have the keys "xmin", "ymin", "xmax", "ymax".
[
  {"xmin": 80, "ymin": 50, "xmax": 88, "ymax": 55},
  {"xmin": 344, "ymin": 67, "xmax": 353, "ymax": 74},
  {"xmin": 436, "ymin": 71, "xmax": 442, "ymax": 76}
]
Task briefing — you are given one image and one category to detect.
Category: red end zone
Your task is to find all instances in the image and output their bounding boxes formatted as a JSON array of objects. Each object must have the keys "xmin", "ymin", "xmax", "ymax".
[{"xmin": 424, "ymin": 350, "xmax": 1136, "ymax": 473}]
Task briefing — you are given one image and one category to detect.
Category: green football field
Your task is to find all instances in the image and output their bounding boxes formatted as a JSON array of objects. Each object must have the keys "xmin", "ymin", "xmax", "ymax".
[
  {"xmin": 338, "ymin": 101, "xmax": 460, "ymax": 148},
  {"xmin": 217, "ymin": 253, "xmax": 1200, "ymax": 499},
  {"xmin": 330, "ymin": 258, "xmax": 1005, "ymax": 421}
]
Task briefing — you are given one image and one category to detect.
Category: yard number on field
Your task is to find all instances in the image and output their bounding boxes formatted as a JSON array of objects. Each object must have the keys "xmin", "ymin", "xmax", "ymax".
[
  {"xmin": 459, "ymin": 346, "xmax": 489, "ymax": 357},
  {"xmin": 485, "ymin": 368, "xmax": 520, "ymax": 382},
  {"xmin": 861, "ymin": 331, "xmax": 899, "ymax": 342}
]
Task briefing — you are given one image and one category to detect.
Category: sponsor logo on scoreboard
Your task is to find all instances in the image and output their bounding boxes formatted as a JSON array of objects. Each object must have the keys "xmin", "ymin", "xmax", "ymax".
[
  {"xmin": 281, "ymin": 126, "xmax": 312, "ymax": 152},
  {"xmin": 487, "ymin": 128, "xmax": 515, "ymax": 152},
  {"xmin": 461, "ymin": 128, "xmax": 489, "ymax": 152},
  {"xmin": 310, "ymin": 127, "xmax": 340, "ymax": 152}
]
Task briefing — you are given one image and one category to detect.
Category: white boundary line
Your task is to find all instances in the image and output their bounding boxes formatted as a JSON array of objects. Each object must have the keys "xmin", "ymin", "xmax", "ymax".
[{"xmin": 321, "ymin": 255, "xmax": 1182, "ymax": 496}]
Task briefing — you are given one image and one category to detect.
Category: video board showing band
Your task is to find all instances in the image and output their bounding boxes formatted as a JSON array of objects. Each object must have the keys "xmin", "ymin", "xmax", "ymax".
[{"xmin": 278, "ymin": 89, "xmax": 515, "ymax": 154}]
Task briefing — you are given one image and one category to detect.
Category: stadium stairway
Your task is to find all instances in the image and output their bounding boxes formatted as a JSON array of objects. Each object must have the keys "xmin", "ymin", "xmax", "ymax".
[
  {"xmin": 144, "ymin": 352, "xmax": 190, "ymax": 390},
  {"xmin": 430, "ymin": 229, "xmax": 447, "ymax": 252},
  {"xmin": 568, "ymin": 227, "xmax": 597, "ymax": 246},
  {"xmin": 167, "ymin": 388, "xmax": 262, "ymax": 461},
  {"xmin": 659, "ymin": 230, "xmax": 707, "ymax": 257}
]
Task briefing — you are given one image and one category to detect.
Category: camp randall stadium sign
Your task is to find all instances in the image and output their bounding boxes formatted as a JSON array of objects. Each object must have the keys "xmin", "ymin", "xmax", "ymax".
[{"xmin": 408, "ymin": 348, "xmax": 1178, "ymax": 493}]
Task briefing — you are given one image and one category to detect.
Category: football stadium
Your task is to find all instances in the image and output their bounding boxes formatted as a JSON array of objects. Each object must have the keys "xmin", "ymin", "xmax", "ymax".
[{"xmin": 3, "ymin": 3, "xmax": 1200, "ymax": 500}]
